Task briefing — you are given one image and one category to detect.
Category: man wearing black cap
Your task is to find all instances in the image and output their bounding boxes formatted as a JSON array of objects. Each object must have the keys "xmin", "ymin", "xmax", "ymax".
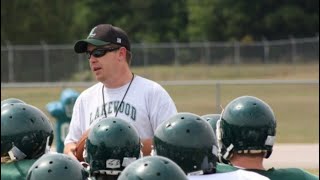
[{"xmin": 64, "ymin": 24, "xmax": 177, "ymax": 159}]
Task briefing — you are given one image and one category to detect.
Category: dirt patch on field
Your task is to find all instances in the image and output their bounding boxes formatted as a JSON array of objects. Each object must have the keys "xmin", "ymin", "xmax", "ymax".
[{"xmin": 264, "ymin": 143, "xmax": 319, "ymax": 169}]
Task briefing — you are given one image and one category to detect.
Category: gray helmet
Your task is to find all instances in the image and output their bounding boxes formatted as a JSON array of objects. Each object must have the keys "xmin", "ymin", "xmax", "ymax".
[
  {"xmin": 153, "ymin": 112, "xmax": 217, "ymax": 175},
  {"xmin": 1, "ymin": 98, "xmax": 26, "ymax": 108},
  {"xmin": 201, "ymin": 114, "xmax": 220, "ymax": 134},
  {"xmin": 118, "ymin": 156, "xmax": 188, "ymax": 180},
  {"xmin": 27, "ymin": 153, "xmax": 89, "ymax": 180},
  {"xmin": 217, "ymin": 96, "xmax": 276, "ymax": 162}
]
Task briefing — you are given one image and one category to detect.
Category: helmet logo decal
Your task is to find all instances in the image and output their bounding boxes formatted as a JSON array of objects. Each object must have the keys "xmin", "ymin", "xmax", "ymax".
[{"xmin": 106, "ymin": 159, "xmax": 121, "ymax": 168}]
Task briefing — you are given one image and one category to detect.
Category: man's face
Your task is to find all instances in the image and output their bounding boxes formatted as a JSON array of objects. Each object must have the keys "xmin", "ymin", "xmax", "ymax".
[{"xmin": 86, "ymin": 44, "xmax": 120, "ymax": 83}]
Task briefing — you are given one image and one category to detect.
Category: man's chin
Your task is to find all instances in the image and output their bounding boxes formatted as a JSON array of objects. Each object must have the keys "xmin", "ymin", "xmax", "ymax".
[{"xmin": 95, "ymin": 75, "xmax": 103, "ymax": 82}]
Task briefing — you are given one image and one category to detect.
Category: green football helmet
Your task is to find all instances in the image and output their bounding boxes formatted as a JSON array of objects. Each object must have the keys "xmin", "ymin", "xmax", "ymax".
[
  {"xmin": 85, "ymin": 117, "xmax": 141, "ymax": 177},
  {"xmin": 201, "ymin": 114, "xmax": 230, "ymax": 164},
  {"xmin": 201, "ymin": 114, "xmax": 220, "ymax": 134},
  {"xmin": 1, "ymin": 98, "xmax": 26, "ymax": 108},
  {"xmin": 118, "ymin": 156, "xmax": 188, "ymax": 180},
  {"xmin": 60, "ymin": 88, "xmax": 79, "ymax": 118},
  {"xmin": 1, "ymin": 103, "xmax": 54, "ymax": 159},
  {"xmin": 27, "ymin": 153, "xmax": 89, "ymax": 180},
  {"xmin": 217, "ymin": 96, "xmax": 276, "ymax": 162},
  {"xmin": 153, "ymin": 112, "xmax": 217, "ymax": 175}
]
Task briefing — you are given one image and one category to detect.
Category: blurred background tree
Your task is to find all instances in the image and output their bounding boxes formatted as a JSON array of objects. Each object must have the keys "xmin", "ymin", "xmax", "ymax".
[
  {"xmin": 1, "ymin": 0, "xmax": 319, "ymax": 44},
  {"xmin": 1, "ymin": 0, "xmax": 77, "ymax": 44}
]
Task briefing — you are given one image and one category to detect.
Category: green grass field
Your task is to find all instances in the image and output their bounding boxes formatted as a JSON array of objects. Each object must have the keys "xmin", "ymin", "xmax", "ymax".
[
  {"xmin": 71, "ymin": 63, "xmax": 319, "ymax": 81},
  {"xmin": 1, "ymin": 64, "xmax": 319, "ymax": 144},
  {"xmin": 307, "ymin": 169, "xmax": 319, "ymax": 176}
]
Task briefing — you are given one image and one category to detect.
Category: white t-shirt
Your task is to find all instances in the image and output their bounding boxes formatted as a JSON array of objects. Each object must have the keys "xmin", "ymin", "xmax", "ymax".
[
  {"xmin": 188, "ymin": 169, "xmax": 270, "ymax": 180},
  {"xmin": 64, "ymin": 75, "xmax": 177, "ymax": 144}
]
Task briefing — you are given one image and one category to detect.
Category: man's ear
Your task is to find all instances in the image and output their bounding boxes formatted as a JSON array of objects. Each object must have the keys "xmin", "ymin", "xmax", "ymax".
[{"xmin": 118, "ymin": 47, "xmax": 127, "ymax": 61}]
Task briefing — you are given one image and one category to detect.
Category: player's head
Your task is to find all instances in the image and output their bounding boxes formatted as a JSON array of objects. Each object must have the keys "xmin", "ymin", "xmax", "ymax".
[
  {"xmin": 118, "ymin": 156, "xmax": 188, "ymax": 180},
  {"xmin": 85, "ymin": 117, "xmax": 141, "ymax": 178},
  {"xmin": 153, "ymin": 112, "xmax": 217, "ymax": 175},
  {"xmin": 60, "ymin": 88, "xmax": 79, "ymax": 118},
  {"xmin": 1, "ymin": 103, "xmax": 54, "ymax": 160},
  {"xmin": 27, "ymin": 153, "xmax": 88, "ymax": 180},
  {"xmin": 201, "ymin": 114, "xmax": 220, "ymax": 134},
  {"xmin": 1, "ymin": 98, "xmax": 26, "ymax": 108},
  {"xmin": 217, "ymin": 96, "xmax": 276, "ymax": 162}
]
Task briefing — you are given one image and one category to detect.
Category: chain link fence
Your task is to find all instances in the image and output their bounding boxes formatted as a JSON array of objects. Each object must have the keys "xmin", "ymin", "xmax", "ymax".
[{"xmin": 1, "ymin": 36, "xmax": 319, "ymax": 82}]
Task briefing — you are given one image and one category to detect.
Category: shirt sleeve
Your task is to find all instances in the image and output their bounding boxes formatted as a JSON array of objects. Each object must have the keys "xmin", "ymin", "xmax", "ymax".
[{"xmin": 149, "ymin": 84, "xmax": 177, "ymax": 133}]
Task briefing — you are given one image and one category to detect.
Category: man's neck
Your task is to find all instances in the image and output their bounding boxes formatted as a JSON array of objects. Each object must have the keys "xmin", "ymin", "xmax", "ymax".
[
  {"xmin": 230, "ymin": 153, "xmax": 265, "ymax": 170},
  {"xmin": 103, "ymin": 69, "xmax": 133, "ymax": 88}
]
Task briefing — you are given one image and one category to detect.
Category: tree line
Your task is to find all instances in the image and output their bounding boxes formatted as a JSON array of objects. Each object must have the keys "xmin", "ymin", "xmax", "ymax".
[{"xmin": 1, "ymin": 0, "xmax": 319, "ymax": 45}]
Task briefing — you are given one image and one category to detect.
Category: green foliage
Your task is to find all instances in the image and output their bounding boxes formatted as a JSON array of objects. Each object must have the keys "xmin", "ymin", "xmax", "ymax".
[
  {"xmin": 1, "ymin": 0, "xmax": 319, "ymax": 44},
  {"xmin": 186, "ymin": 0, "xmax": 319, "ymax": 41},
  {"xmin": 1, "ymin": 0, "xmax": 78, "ymax": 44}
]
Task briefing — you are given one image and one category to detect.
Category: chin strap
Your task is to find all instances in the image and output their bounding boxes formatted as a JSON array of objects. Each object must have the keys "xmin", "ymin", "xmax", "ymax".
[
  {"xmin": 8, "ymin": 143, "xmax": 27, "ymax": 161},
  {"xmin": 45, "ymin": 136, "xmax": 51, "ymax": 154},
  {"xmin": 187, "ymin": 170, "xmax": 204, "ymax": 176},
  {"xmin": 222, "ymin": 143, "xmax": 234, "ymax": 160}
]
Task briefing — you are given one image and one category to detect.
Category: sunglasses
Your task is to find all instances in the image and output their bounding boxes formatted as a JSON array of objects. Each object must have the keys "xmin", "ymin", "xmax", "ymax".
[{"xmin": 86, "ymin": 47, "xmax": 120, "ymax": 59}]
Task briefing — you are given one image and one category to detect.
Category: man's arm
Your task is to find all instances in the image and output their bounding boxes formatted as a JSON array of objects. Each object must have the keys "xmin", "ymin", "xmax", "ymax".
[
  {"xmin": 64, "ymin": 142, "xmax": 77, "ymax": 159},
  {"xmin": 142, "ymin": 139, "xmax": 153, "ymax": 156}
]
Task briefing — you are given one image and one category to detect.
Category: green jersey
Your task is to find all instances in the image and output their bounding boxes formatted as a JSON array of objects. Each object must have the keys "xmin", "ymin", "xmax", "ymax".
[
  {"xmin": 1, "ymin": 159, "xmax": 37, "ymax": 180},
  {"xmin": 216, "ymin": 163, "xmax": 318, "ymax": 180}
]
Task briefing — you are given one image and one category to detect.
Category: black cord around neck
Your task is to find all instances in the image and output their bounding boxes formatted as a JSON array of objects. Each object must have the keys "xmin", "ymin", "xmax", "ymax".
[{"xmin": 102, "ymin": 73, "xmax": 135, "ymax": 117}]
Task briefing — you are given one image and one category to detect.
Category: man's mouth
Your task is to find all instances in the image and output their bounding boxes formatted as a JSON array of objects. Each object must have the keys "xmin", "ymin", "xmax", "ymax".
[{"xmin": 93, "ymin": 67, "xmax": 102, "ymax": 71}]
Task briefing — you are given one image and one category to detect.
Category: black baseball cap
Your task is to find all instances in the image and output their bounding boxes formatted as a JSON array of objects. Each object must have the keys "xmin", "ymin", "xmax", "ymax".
[{"xmin": 74, "ymin": 24, "xmax": 131, "ymax": 53}]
